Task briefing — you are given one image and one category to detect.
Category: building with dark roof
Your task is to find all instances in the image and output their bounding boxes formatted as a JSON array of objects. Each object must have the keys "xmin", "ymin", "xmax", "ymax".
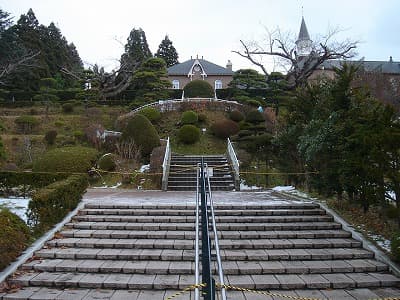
[{"xmin": 167, "ymin": 56, "xmax": 234, "ymax": 91}]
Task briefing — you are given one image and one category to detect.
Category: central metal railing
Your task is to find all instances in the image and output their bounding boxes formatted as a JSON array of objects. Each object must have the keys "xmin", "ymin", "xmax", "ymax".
[{"xmin": 195, "ymin": 158, "xmax": 226, "ymax": 300}]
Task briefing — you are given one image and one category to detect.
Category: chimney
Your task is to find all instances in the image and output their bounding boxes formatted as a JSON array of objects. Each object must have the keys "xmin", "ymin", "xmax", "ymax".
[
  {"xmin": 226, "ymin": 60, "xmax": 233, "ymax": 71},
  {"xmin": 390, "ymin": 56, "xmax": 393, "ymax": 62}
]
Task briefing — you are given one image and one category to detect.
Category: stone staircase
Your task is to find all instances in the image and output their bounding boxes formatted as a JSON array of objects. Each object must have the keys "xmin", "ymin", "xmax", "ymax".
[
  {"xmin": 3, "ymin": 192, "xmax": 400, "ymax": 299},
  {"xmin": 167, "ymin": 154, "xmax": 235, "ymax": 191}
]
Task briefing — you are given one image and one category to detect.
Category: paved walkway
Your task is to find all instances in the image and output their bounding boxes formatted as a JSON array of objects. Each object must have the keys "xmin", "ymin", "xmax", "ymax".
[{"xmin": 1, "ymin": 189, "xmax": 400, "ymax": 299}]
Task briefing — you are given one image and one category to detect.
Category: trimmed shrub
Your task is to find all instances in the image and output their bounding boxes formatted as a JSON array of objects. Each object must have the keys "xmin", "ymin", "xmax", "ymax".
[
  {"xmin": 198, "ymin": 113, "xmax": 207, "ymax": 122},
  {"xmin": 28, "ymin": 175, "xmax": 88, "ymax": 235},
  {"xmin": 138, "ymin": 107, "xmax": 161, "ymax": 123},
  {"xmin": 247, "ymin": 99, "xmax": 262, "ymax": 107},
  {"xmin": 179, "ymin": 125, "xmax": 200, "ymax": 144},
  {"xmin": 0, "ymin": 209, "xmax": 31, "ymax": 270},
  {"xmin": 32, "ymin": 146, "xmax": 99, "ymax": 173},
  {"xmin": 44, "ymin": 130, "xmax": 58, "ymax": 145},
  {"xmin": 183, "ymin": 80, "xmax": 214, "ymax": 98},
  {"xmin": 229, "ymin": 110, "xmax": 245, "ymax": 122},
  {"xmin": 14, "ymin": 115, "xmax": 39, "ymax": 134},
  {"xmin": 211, "ymin": 119, "xmax": 240, "ymax": 139},
  {"xmin": 122, "ymin": 114, "xmax": 160, "ymax": 159},
  {"xmin": 246, "ymin": 110, "xmax": 265, "ymax": 124},
  {"xmin": 62, "ymin": 103, "xmax": 74, "ymax": 113},
  {"xmin": 181, "ymin": 110, "xmax": 198, "ymax": 125},
  {"xmin": 391, "ymin": 232, "xmax": 400, "ymax": 262},
  {"xmin": 98, "ymin": 153, "xmax": 116, "ymax": 171}
]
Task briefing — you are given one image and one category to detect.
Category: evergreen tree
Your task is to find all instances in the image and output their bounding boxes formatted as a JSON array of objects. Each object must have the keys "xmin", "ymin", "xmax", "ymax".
[
  {"xmin": 121, "ymin": 28, "xmax": 152, "ymax": 67},
  {"xmin": 155, "ymin": 35, "xmax": 178, "ymax": 67},
  {"xmin": 0, "ymin": 8, "xmax": 12, "ymax": 34},
  {"xmin": 228, "ymin": 69, "xmax": 267, "ymax": 92}
]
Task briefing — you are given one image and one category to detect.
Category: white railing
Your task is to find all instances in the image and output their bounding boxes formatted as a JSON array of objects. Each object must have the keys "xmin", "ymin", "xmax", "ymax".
[
  {"xmin": 162, "ymin": 137, "xmax": 171, "ymax": 191},
  {"xmin": 227, "ymin": 138, "xmax": 240, "ymax": 191}
]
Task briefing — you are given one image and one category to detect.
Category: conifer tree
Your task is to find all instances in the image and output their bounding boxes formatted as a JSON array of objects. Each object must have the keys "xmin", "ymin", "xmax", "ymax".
[
  {"xmin": 155, "ymin": 35, "xmax": 178, "ymax": 67},
  {"xmin": 121, "ymin": 28, "xmax": 152, "ymax": 67}
]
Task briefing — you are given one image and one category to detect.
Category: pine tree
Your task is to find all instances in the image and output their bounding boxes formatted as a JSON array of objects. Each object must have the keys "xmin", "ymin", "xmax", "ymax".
[
  {"xmin": 155, "ymin": 35, "xmax": 178, "ymax": 67},
  {"xmin": 121, "ymin": 28, "xmax": 152, "ymax": 67},
  {"xmin": 0, "ymin": 8, "xmax": 12, "ymax": 34}
]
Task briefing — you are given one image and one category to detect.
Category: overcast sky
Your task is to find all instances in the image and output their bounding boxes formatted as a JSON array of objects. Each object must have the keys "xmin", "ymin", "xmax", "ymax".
[{"xmin": 1, "ymin": 0, "xmax": 399, "ymax": 72}]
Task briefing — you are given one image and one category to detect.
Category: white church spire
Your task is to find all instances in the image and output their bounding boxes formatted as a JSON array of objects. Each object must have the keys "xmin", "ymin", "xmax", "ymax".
[{"xmin": 296, "ymin": 16, "xmax": 313, "ymax": 57}]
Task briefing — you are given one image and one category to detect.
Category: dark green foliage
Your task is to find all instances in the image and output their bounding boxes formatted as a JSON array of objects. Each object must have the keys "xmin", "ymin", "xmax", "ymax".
[
  {"xmin": 28, "ymin": 175, "xmax": 88, "ymax": 235},
  {"xmin": 121, "ymin": 27, "xmax": 152, "ymax": 68},
  {"xmin": 181, "ymin": 110, "xmax": 198, "ymax": 125},
  {"xmin": 122, "ymin": 114, "xmax": 160, "ymax": 159},
  {"xmin": 155, "ymin": 35, "xmax": 179, "ymax": 67},
  {"xmin": 62, "ymin": 102, "xmax": 74, "ymax": 113},
  {"xmin": 246, "ymin": 110, "xmax": 265, "ymax": 124},
  {"xmin": 44, "ymin": 130, "xmax": 57, "ymax": 145},
  {"xmin": 391, "ymin": 232, "xmax": 400, "ymax": 262},
  {"xmin": 130, "ymin": 57, "xmax": 171, "ymax": 101},
  {"xmin": 228, "ymin": 69, "xmax": 267, "ymax": 94},
  {"xmin": 198, "ymin": 113, "xmax": 207, "ymax": 122},
  {"xmin": 179, "ymin": 125, "xmax": 200, "ymax": 144},
  {"xmin": 0, "ymin": 209, "xmax": 31, "ymax": 270},
  {"xmin": 138, "ymin": 107, "xmax": 161, "ymax": 122},
  {"xmin": 211, "ymin": 119, "xmax": 240, "ymax": 139},
  {"xmin": 14, "ymin": 115, "xmax": 39, "ymax": 133},
  {"xmin": 183, "ymin": 80, "xmax": 214, "ymax": 98},
  {"xmin": 229, "ymin": 110, "xmax": 244, "ymax": 122},
  {"xmin": 32, "ymin": 146, "xmax": 99, "ymax": 173},
  {"xmin": 98, "ymin": 154, "xmax": 116, "ymax": 171},
  {"xmin": 247, "ymin": 99, "xmax": 262, "ymax": 107}
]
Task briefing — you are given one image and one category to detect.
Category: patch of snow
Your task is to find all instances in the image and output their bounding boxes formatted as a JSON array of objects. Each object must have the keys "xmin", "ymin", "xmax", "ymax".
[
  {"xmin": 368, "ymin": 233, "xmax": 391, "ymax": 253},
  {"xmin": 0, "ymin": 197, "xmax": 30, "ymax": 223},
  {"xmin": 272, "ymin": 186, "xmax": 295, "ymax": 192},
  {"xmin": 240, "ymin": 180, "xmax": 262, "ymax": 191},
  {"xmin": 139, "ymin": 164, "xmax": 150, "ymax": 173},
  {"xmin": 93, "ymin": 182, "xmax": 122, "ymax": 189}
]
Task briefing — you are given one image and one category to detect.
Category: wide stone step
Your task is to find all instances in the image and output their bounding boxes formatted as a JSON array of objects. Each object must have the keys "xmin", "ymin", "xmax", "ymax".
[
  {"xmin": 10, "ymin": 271, "xmax": 400, "ymax": 290},
  {"xmin": 36, "ymin": 247, "xmax": 374, "ymax": 261},
  {"xmin": 59, "ymin": 229, "xmax": 350, "ymax": 239},
  {"xmin": 46, "ymin": 237, "xmax": 362, "ymax": 250},
  {"xmin": 167, "ymin": 185, "xmax": 234, "ymax": 191},
  {"xmin": 82, "ymin": 203, "xmax": 320, "ymax": 210},
  {"xmin": 79, "ymin": 208, "xmax": 327, "ymax": 216},
  {"xmin": 65, "ymin": 221, "xmax": 342, "ymax": 231},
  {"xmin": 22, "ymin": 258, "xmax": 387, "ymax": 275},
  {"xmin": 72, "ymin": 214, "xmax": 334, "ymax": 223}
]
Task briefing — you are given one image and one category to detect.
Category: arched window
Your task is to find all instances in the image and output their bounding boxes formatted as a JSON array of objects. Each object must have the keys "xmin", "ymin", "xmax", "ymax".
[
  {"xmin": 215, "ymin": 80, "xmax": 222, "ymax": 90},
  {"xmin": 172, "ymin": 80, "xmax": 180, "ymax": 89}
]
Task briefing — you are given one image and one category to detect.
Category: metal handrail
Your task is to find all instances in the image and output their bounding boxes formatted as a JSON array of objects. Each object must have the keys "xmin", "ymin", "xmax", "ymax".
[
  {"xmin": 194, "ymin": 164, "xmax": 200, "ymax": 300},
  {"xmin": 194, "ymin": 159, "xmax": 226, "ymax": 300},
  {"xmin": 205, "ymin": 163, "xmax": 227, "ymax": 300},
  {"xmin": 227, "ymin": 138, "xmax": 240, "ymax": 190},
  {"xmin": 161, "ymin": 137, "xmax": 171, "ymax": 191}
]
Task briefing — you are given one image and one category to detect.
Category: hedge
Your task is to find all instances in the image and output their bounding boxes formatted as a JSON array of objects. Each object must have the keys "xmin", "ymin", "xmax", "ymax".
[
  {"xmin": 0, "ymin": 209, "xmax": 31, "ymax": 270},
  {"xmin": 183, "ymin": 80, "xmax": 214, "ymax": 98},
  {"xmin": 28, "ymin": 175, "xmax": 88, "ymax": 235}
]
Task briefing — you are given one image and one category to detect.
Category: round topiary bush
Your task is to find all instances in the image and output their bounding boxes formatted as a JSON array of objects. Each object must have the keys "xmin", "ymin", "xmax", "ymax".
[
  {"xmin": 181, "ymin": 110, "xmax": 198, "ymax": 125},
  {"xmin": 179, "ymin": 125, "xmax": 200, "ymax": 144},
  {"xmin": 62, "ymin": 103, "xmax": 74, "ymax": 113},
  {"xmin": 247, "ymin": 99, "xmax": 262, "ymax": 107},
  {"xmin": 229, "ymin": 110, "xmax": 245, "ymax": 122},
  {"xmin": 183, "ymin": 80, "xmax": 214, "ymax": 98},
  {"xmin": 97, "ymin": 153, "xmax": 117, "ymax": 171},
  {"xmin": 0, "ymin": 209, "xmax": 31, "ymax": 270},
  {"xmin": 211, "ymin": 119, "xmax": 240, "ymax": 139},
  {"xmin": 246, "ymin": 110, "xmax": 265, "ymax": 124},
  {"xmin": 122, "ymin": 114, "xmax": 160, "ymax": 159},
  {"xmin": 138, "ymin": 107, "xmax": 161, "ymax": 123},
  {"xmin": 32, "ymin": 146, "xmax": 99, "ymax": 173}
]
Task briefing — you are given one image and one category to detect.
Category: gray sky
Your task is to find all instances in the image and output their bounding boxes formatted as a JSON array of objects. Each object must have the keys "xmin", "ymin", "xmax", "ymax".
[{"xmin": 1, "ymin": 0, "xmax": 399, "ymax": 72}]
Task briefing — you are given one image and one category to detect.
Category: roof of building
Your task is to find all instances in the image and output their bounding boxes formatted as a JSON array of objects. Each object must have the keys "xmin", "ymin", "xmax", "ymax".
[
  {"xmin": 297, "ymin": 17, "xmax": 311, "ymax": 42},
  {"xmin": 321, "ymin": 59, "xmax": 400, "ymax": 74},
  {"xmin": 168, "ymin": 58, "xmax": 234, "ymax": 76}
]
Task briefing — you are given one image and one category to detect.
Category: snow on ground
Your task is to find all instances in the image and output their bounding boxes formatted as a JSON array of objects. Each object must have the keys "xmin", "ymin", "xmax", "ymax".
[
  {"xmin": 139, "ymin": 164, "xmax": 150, "ymax": 173},
  {"xmin": 92, "ymin": 182, "xmax": 122, "ymax": 189},
  {"xmin": 240, "ymin": 180, "xmax": 262, "ymax": 191},
  {"xmin": 272, "ymin": 186, "xmax": 314, "ymax": 199},
  {"xmin": 0, "ymin": 197, "xmax": 30, "ymax": 223}
]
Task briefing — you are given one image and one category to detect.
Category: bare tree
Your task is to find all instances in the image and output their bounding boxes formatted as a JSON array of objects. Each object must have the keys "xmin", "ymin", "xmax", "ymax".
[
  {"xmin": 115, "ymin": 138, "xmax": 141, "ymax": 160},
  {"xmin": 233, "ymin": 26, "xmax": 358, "ymax": 89},
  {"xmin": 0, "ymin": 51, "xmax": 40, "ymax": 85}
]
